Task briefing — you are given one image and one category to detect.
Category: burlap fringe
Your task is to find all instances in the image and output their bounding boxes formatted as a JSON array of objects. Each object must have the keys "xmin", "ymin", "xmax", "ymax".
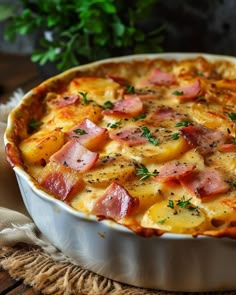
[
  {"xmin": 0, "ymin": 244, "xmax": 160, "ymax": 295},
  {"xmin": 1, "ymin": 245, "xmax": 236, "ymax": 295}
]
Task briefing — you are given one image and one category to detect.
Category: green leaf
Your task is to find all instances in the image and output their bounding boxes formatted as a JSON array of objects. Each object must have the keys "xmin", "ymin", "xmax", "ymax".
[
  {"xmin": 228, "ymin": 113, "xmax": 236, "ymax": 120},
  {"xmin": 0, "ymin": 4, "xmax": 15, "ymax": 21}
]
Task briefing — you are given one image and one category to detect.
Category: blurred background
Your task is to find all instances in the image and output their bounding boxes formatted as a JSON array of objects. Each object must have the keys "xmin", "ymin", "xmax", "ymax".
[{"xmin": 0, "ymin": 0, "xmax": 236, "ymax": 102}]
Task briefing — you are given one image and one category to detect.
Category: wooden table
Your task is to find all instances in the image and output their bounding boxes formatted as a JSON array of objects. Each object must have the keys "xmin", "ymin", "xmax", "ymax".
[{"xmin": 0, "ymin": 52, "xmax": 43, "ymax": 295}]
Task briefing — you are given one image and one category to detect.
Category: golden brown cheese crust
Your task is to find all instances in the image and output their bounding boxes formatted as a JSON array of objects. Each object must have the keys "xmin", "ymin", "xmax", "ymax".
[{"xmin": 7, "ymin": 56, "xmax": 236, "ymax": 237}]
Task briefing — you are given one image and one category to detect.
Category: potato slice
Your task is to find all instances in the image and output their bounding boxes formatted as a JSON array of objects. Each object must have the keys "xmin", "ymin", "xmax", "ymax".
[
  {"xmin": 19, "ymin": 129, "xmax": 65, "ymax": 165},
  {"xmin": 178, "ymin": 148, "xmax": 205, "ymax": 170},
  {"xmin": 141, "ymin": 199, "xmax": 206, "ymax": 233},
  {"xmin": 69, "ymin": 77, "xmax": 122, "ymax": 104},
  {"xmin": 123, "ymin": 137, "xmax": 189, "ymax": 164},
  {"xmin": 125, "ymin": 180, "xmax": 164, "ymax": 213},
  {"xmin": 191, "ymin": 101, "xmax": 233, "ymax": 131},
  {"xmin": 83, "ymin": 154, "xmax": 135, "ymax": 188},
  {"xmin": 42, "ymin": 104, "xmax": 103, "ymax": 131}
]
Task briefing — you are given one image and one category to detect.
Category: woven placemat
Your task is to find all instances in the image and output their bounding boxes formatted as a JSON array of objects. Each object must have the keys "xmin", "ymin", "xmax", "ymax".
[{"xmin": 1, "ymin": 244, "xmax": 236, "ymax": 295}]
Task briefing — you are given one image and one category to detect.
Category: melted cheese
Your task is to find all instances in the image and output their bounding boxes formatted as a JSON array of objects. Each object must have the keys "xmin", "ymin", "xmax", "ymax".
[{"xmin": 17, "ymin": 56, "xmax": 236, "ymax": 236}]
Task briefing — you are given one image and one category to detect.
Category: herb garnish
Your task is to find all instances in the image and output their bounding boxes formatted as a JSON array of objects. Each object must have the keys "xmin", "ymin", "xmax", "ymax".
[
  {"xmin": 108, "ymin": 120, "xmax": 122, "ymax": 129},
  {"xmin": 73, "ymin": 128, "xmax": 87, "ymax": 135},
  {"xmin": 175, "ymin": 120, "xmax": 192, "ymax": 127},
  {"xmin": 232, "ymin": 180, "xmax": 236, "ymax": 187},
  {"xmin": 126, "ymin": 84, "xmax": 135, "ymax": 94},
  {"xmin": 135, "ymin": 164, "xmax": 159, "ymax": 181},
  {"xmin": 28, "ymin": 118, "xmax": 42, "ymax": 131},
  {"xmin": 132, "ymin": 113, "xmax": 146, "ymax": 121},
  {"xmin": 103, "ymin": 101, "xmax": 114, "ymax": 110},
  {"xmin": 197, "ymin": 71, "xmax": 204, "ymax": 76},
  {"xmin": 176, "ymin": 196, "xmax": 192, "ymax": 208},
  {"xmin": 228, "ymin": 113, "xmax": 236, "ymax": 120},
  {"xmin": 79, "ymin": 92, "xmax": 92, "ymax": 104},
  {"xmin": 167, "ymin": 199, "xmax": 174, "ymax": 209},
  {"xmin": 172, "ymin": 90, "xmax": 184, "ymax": 96},
  {"xmin": 172, "ymin": 132, "xmax": 179, "ymax": 140},
  {"xmin": 157, "ymin": 218, "xmax": 168, "ymax": 225},
  {"xmin": 141, "ymin": 126, "xmax": 159, "ymax": 146},
  {"xmin": 167, "ymin": 196, "xmax": 200, "ymax": 215}
]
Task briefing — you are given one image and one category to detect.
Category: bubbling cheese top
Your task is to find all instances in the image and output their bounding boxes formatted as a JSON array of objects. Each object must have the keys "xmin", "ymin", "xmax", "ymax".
[{"xmin": 18, "ymin": 56, "xmax": 236, "ymax": 237}]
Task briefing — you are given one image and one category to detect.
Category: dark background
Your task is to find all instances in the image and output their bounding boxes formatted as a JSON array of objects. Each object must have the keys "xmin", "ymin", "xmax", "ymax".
[{"xmin": 0, "ymin": 0, "xmax": 236, "ymax": 57}]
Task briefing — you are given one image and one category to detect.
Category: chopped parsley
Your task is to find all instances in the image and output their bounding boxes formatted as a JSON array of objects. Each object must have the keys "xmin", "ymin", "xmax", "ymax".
[
  {"xmin": 73, "ymin": 128, "xmax": 87, "ymax": 135},
  {"xmin": 108, "ymin": 120, "xmax": 122, "ymax": 129},
  {"xmin": 228, "ymin": 113, "xmax": 236, "ymax": 120},
  {"xmin": 172, "ymin": 90, "xmax": 184, "ymax": 96},
  {"xmin": 157, "ymin": 218, "xmax": 168, "ymax": 225},
  {"xmin": 197, "ymin": 71, "xmax": 204, "ymax": 76},
  {"xmin": 103, "ymin": 101, "xmax": 114, "ymax": 110},
  {"xmin": 78, "ymin": 91, "xmax": 92, "ymax": 104},
  {"xmin": 135, "ymin": 164, "xmax": 159, "ymax": 181},
  {"xmin": 167, "ymin": 199, "xmax": 174, "ymax": 209},
  {"xmin": 176, "ymin": 196, "xmax": 192, "ymax": 208},
  {"xmin": 141, "ymin": 126, "xmax": 159, "ymax": 146},
  {"xmin": 126, "ymin": 84, "xmax": 135, "ymax": 94},
  {"xmin": 166, "ymin": 196, "xmax": 200, "ymax": 215},
  {"xmin": 175, "ymin": 120, "xmax": 192, "ymax": 127},
  {"xmin": 132, "ymin": 113, "xmax": 146, "ymax": 122},
  {"xmin": 28, "ymin": 118, "xmax": 42, "ymax": 131},
  {"xmin": 232, "ymin": 180, "xmax": 236, "ymax": 187},
  {"xmin": 172, "ymin": 132, "xmax": 179, "ymax": 140}
]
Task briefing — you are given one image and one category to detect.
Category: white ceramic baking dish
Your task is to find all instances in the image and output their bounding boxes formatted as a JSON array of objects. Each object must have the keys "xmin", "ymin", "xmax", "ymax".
[{"xmin": 4, "ymin": 53, "xmax": 236, "ymax": 292}]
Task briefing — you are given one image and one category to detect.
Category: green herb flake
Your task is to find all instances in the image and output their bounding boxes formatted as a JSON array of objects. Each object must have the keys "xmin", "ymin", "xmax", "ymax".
[
  {"xmin": 28, "ymin": 118, "xmax": 42, "ymax": 131},
  {"xmin": 172, "ymin": 90, "xmax": 184, "ymax": 96},
  {"xmin": 228, "ymin": 113, "xmax": 236, "ymax": 120},
  {"xmin": 79, "ymin": 92, "xmax": 92, "ymax": 104},
  {"xmin": 157, "ymin": 218, "xmax": 167, "ymax": 225},
  {"xmin": 172, "ymin": 132, "xmax": 179, "ymax": 140},
  {"xmin": 132, "ymin": 113, "xmax": 146, "ymax": 121},
  {"xmin": 167, "ymin": 199, "xmax": 174, "ymax": 209},
  {"xmin": 126, "ymin": 84, "xmax": 135, "ymax": 94},
  {"xmin": 141, "ymin": 126, "xmax": 159, "ymax": 146},
  {"xmin": 175, "ymin": 120, "xmax": 192, "ymax": 127},
  {"xmin": 197, "ymin": 71, "xmax": 204, "ymax": 76},
  {"xmin": 103, "ymin": 101, "xmax": 114, "ymax": 110},
  {"xmin": 136, "ymin": 164, "xmax": 159, "ymax": 181},
  {"xmin": 109, "ymin": 120, "xmax": 122, "ymax": 129},
  {"xmin": 232, "ymin": 180, "xmax": 236, "ymax": 187},
  {"xmin": 73, "ymin": 128, "xmax": 87, "ymax": 135},
  {"xmin": 176, "ymin": 196, "xmax": 192, "ymax": 209}
]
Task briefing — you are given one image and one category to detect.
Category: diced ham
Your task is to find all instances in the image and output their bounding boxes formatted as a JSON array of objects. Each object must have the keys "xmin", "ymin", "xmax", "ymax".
[
  {"xmin": 38, "ymin": 162, "xmax": 83, "ymax": 202},
  {"xmin": 50, "ymin": 139, "xmax": 98, "ymax": 172},
  {"xmin": 220, "ymin": 143, "xmax": 236, "ymax": 153},
  {"xmin": 103, "ymin": 95, "xmax": 143, "ymax": 117},
  {"xmin": 171, "ymin": 80, "xmax": 202, "ymax": 100},
  {"xmin": 180, "ymin": 125, "xmax": 225, "ymax": 155},
  {"xmin": 155, "ymin": 161, "xmax": 196, "ymax": 182},
  {"xmin": 152, "ymin": 106, "xmax": 188, "ymax": 121},
  {"xmin": 110, "ymin": 127, "xmax": 147, "ymax": 146},
  {"xmin": 141, "ymin": 68, "xmax": 176, "ymax": 86},
  {"xmin": 92, "ymin": 182, "xmax": 139, "ymax": 221},
  {"xmin": 67, "ymin": 119, "xmax": 107, "ymax": 149},
  {"xmin": 180, "ymin": 168, "xmax": 230, "ymax": 198},
  {"xmin": 53, "ymin": 94, "xmax": 80, "ymax": 108}
]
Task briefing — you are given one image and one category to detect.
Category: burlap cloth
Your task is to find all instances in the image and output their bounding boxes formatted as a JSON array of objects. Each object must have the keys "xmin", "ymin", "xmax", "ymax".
[{"xmin": 0, "ymin": 91, "xmax": 235, "ymax": 295}]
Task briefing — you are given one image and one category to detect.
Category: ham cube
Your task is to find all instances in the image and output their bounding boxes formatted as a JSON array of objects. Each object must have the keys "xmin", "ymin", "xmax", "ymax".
[
  {"xmin": 92, "ymin": 182, "xmax": 139, "ymax": 221},
  {"xmin": 50, "ymin": 139, "xmax": 98, "ymax": 172}
]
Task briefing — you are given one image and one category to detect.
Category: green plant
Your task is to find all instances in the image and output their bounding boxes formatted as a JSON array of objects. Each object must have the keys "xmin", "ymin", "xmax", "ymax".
[{"xmin": 2, "ymin": 0, "xmax": 164, "ymax": 71}]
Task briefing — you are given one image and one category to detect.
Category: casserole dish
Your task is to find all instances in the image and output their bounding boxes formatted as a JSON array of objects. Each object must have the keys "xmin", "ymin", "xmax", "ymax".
[{"xmin": 4, "ymin": 53, "xmax": 236, "ymax": 291}]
